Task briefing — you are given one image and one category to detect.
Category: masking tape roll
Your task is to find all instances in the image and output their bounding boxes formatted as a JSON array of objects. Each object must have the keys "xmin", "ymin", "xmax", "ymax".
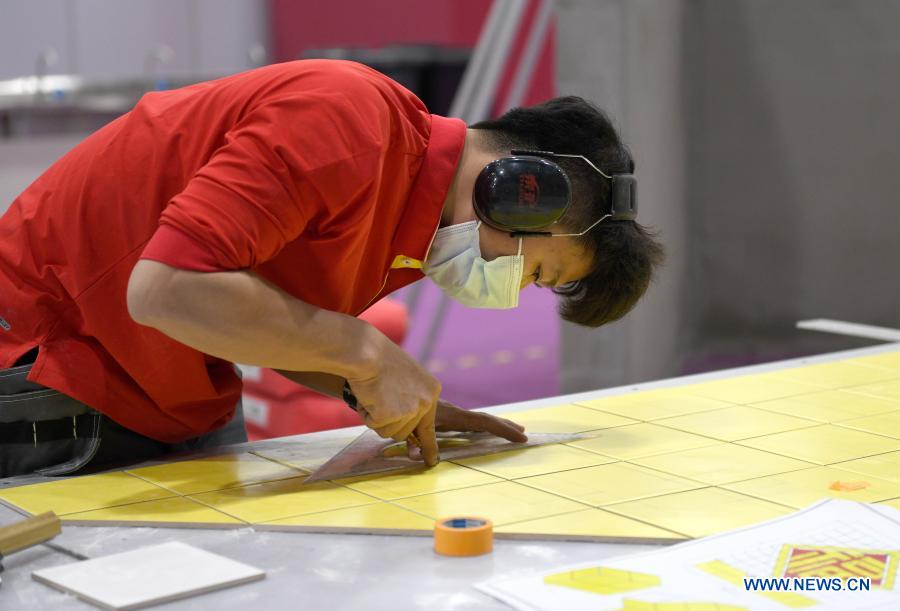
[{"xmin": 434, "ymin": 516, "xmax": 493, "ymax": 557}]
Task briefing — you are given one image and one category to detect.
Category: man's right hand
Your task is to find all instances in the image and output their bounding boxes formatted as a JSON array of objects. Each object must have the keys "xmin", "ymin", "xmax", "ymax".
[{"xmin": 346, "ymin": 332, "xmax": 441, "ymax": 467}]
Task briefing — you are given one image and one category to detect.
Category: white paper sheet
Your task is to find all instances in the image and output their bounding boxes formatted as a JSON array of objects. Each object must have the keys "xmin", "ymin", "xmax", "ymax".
[{"xmin": 478, "ymin": 500, "xmax": 900, "ymax": 610}]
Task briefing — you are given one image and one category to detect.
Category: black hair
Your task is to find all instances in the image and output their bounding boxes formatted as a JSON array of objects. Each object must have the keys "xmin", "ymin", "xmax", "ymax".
[{"xmin": 470, "ymin": 96, "xmax": 664, "ymax": 327}]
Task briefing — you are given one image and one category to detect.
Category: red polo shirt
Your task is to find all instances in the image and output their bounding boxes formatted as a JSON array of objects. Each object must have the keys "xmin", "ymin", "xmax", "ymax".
[{"xmin": 0, "ymin": 60, "xmax": 465, "ymax": 442}]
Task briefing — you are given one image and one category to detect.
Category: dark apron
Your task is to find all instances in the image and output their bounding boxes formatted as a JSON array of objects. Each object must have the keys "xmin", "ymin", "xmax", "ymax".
[{"xmin": 0, "ymin": 349, "xmax": 247, "ymax": 478}]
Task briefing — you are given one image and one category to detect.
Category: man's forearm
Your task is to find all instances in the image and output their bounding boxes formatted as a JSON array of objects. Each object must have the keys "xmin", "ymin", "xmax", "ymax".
[{"xmin": 127, "ymin": 260, "xmax": 382, "ymax": 380}]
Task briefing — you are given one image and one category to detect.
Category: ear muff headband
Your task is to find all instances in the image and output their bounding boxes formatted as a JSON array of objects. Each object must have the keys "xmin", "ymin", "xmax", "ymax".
[{"xmin": 472, "ymin": 150, "xmax": 638, "ymax": 236}]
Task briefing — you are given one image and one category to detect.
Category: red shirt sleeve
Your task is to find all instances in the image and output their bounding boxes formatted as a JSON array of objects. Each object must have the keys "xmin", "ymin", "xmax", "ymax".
[{"xmin": 141, "ymin": 92, "xmax": 384, "ymax": 271}]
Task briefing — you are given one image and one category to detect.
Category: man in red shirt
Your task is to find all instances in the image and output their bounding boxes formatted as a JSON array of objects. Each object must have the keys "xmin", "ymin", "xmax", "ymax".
[{"xmin": 0, "ymin": 60, "xmax": 662, "ymax": 478}]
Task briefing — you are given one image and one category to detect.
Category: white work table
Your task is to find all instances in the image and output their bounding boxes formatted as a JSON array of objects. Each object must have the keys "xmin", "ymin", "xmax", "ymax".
[{"xmin": 1, "ymin": 341, "xmax": 897, "ymax": 610}]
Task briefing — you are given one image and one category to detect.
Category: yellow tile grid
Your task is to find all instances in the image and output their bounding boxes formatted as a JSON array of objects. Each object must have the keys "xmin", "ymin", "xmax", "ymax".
[
  {"xmin": 494, "ymin": 508, "xmax": 686, "ymax": 541},
  {"xmin": 768, "ymin": 361, "xmax": 900, "ymax": 389},
  {"xmin": 605, "ymin": 488, "xmax": 793, "ymax": 538},
  {"xmin": 262, "ymin": 502, "xmax": 437, "ymax": 531},
  {"xmin": 188, "ymin": 477, "xmax": 377, "ymax": 524},
  {"xmin": 451, "ymin": 443, "xmax": 615, "ymax": 479},
  {"xmin": 681, "ymin": 373, "xmax": 825, "ymax": 404},
  {"xmin": 0, "ymin": 471, "xmax": 175, "ymax": 516},
  {"xmin": 737, "ymin": 424, "xmax": 900, "ymax": 465},
  {"xmin": 62, "ymin": 496, "xmax": 244, "ymax": 525},
  {"xmin": 504, "ymin": 403, "xmax": 637, "ymax": 434},
  {"xmin": 335, "ymin": 462, "xmax": 502, "ymax": 500},
  {"xmin": 576, "ymin": 393, "xmax": 736, "ymax": 422},
  {"xmin": 723, "ymin": 466, "xmax": 900, "ymax": 509},
  {"xmin": 831, "ymin": 451, "xmax": 900, "ymax": 483},
  {"xmin": 126, "ymin": 452, "xmax": 304, "ymax": 495},
  {"xmin": 750, "ymin": 389, "xmax": 900, "ymax": 423},
  {"xmin": 835, "ymin": 411, "xmax": 900, "ymax": 439},
  {"xmin": 654, "ymin": 405, "xmax": 817, "ymax": 441},
  {"xmin": 845, "ymin": 379, "xmax": 900, "ymax": 402},
  {"xmin": 631, "ymin": 444, "xmax": 814, "ymax": 485},
  {"xmin": 391, "ymin": 481, "xmax": 588, "ymax": 526},
  {"xmin": 516, "ymin": 463, "xmax": 704, "ymax": 506},
  {"xmin": 567, "ymin": 423, "xmax": 719, "ymax": 460}
]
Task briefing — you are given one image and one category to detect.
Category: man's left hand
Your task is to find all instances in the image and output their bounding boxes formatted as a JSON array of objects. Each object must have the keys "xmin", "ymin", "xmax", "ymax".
[{"xmin": 407, "ymin": 399, "xmax": 528, "ymax": 460}]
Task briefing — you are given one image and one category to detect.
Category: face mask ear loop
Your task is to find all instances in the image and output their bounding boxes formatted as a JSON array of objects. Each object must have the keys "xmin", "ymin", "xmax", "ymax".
[{"xmin": 516, "ymin": 236, "xmax": 523, "ymax": 257}]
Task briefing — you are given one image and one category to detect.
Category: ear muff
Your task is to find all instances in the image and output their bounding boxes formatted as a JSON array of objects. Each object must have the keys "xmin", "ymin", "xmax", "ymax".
[{"xmin": 472, "ymin": 156, "xmax": 572, "ymax": 232}]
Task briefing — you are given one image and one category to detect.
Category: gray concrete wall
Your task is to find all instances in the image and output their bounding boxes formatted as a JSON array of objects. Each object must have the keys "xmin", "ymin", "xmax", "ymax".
[
  {"xmin": 557, "ymin": 0, "xmax": 900, "ymax": 392},
  {"xmin": 557, "ymin": 0, "xmax": 689, "ymax": 391}
]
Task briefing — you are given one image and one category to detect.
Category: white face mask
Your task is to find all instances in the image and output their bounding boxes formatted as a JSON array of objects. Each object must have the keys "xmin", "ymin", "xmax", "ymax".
[{"xmin": 423, "ymin": 221, "xmax": 524, "ymax": 309}]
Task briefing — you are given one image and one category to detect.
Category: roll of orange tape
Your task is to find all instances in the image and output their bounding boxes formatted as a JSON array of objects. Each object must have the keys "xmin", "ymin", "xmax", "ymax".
[{"xmin": 434, "ymin": 516, "xmax": 493, "ymax": 557}]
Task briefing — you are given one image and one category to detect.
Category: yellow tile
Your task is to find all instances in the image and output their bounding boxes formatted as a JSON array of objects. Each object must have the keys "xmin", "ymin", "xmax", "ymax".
[
  {"xmin": 682, "ymin": 373, "xmax": 824, "ymax": 404},
  {"xmin": 655, "ymin": 406, "xmax": 816, "ymax": 441},
  {"xmin": 751, "ymin": 390, "xmax": 900, "ymax": 423},
  {"xmin": 577, "ymin": 393, "xmax": 736, "ymax": 421},
  {"xmin": 263, "ymin": 502, "xmax": 436, "ymax": 531},
  {"xmin": 452, "ymin": 444, "xmax": 614, "ymax": 479},
  {"xmin": 495, "ymin": 508, "xmax": 686, "ymax": 540},
  {"xmin": 723, "ymin": 466, "xmax": 900, "ymax": 508},
  {"xmin": 336, "ymin": 462, "xmax": 501, "ymax": 500},
  {"xmin": 847, "ymin": 352, "xmax": 900, "ymax": 372},
  {"xmin": 189, "ymin": 477, "xmax": 376, "ymax": 523},
  {"xmin": 632, "ymin": 444, "xmax": 813, "ymax": 485},
  {"xmin": 607, "ymin": 488, "xmax": 792, "ymax": 538},
  {"xmin": 836, "ymin": 412, "xmax": 900, "ymax": 439},
  {"xmin": 833, "ymin": 451, "xmax": 900, "ymax": 483},
  {"xmin": 0, "ymin": 472, "xmax": 174, "ymax": 516},
  {"xmin": 62, "ymin": 496, "xmax": 243, "ymax": 525},
  {"xmin": 846, "ymin": 379, "xmax": 900, "ymax": 402},
  {"xmin": 392, "ymin": 481, "xmax": 588, "ymax": 526},
  {"xmin": 738, "ymin": 424, "xmax": 900, "ymax": 464},
  {"xmin": 505, "ymin": 404, "xmax": 637, "ymax": 434},
  {"xmin": 567, "ymin": 423, "xmax": 719, "ymax": 460},
  {"xmin": 127, "ymin": 453, "xmax": 303, "ymax": 495},
  {"xmin": 769, "ymin": 362, "xmax": 900, "ymax": 389},
  {"xmin": 518, "ymin": 463, "xmax": 703, "ymax": 506}
]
